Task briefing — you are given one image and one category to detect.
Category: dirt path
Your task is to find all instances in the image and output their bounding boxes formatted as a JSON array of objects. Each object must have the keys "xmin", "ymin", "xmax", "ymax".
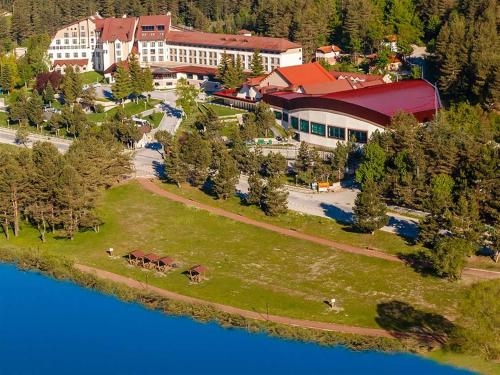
[
  {"xmin": 75, "ymin": 264, "xmax": 393, "ymax": 338},
  {"xmin": 136, "ymin": 179, "xmax": 500, "ymax": 280}
]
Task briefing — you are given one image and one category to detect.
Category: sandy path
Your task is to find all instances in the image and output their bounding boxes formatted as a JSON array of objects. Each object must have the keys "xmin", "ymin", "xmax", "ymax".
[
  {"xmin": 75, "ymin": 264, "xmax": 393, "ymax": 338},
  {"xmin": 136, "ymin": 178, "xmax": 500, "ymax": 280}
]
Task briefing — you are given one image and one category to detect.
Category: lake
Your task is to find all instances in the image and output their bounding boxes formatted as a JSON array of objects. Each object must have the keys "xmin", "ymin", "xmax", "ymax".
[{"xmin": 0, "ymin": 264, "xmax": 471, "ymax": 374}]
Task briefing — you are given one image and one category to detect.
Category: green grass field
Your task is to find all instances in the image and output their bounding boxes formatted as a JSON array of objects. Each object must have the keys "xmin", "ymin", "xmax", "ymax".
[
  {"xmin": 0, "ymin": 180, "xmax": 497, "ymax": 374},
  {"xmin": 0, "ymin": 111, "xmax": 8, "ymax": 125},
  {"xmin": 143, "ymin": 112, "xmax": 164, "ymax": 128},
  {"xmin": 87, "ymin": 100, "xmax": 160, "ymax": 122},
  {"xmin": 156, "ymin": 182, "xmax": 499, "ymax": 271},
  {"xmin": 79, "ymin": 71, "xmax": 105, "ymax": 85},
  {"xmin": 198, "ymin": 102, "xmax": 246, "ymax": 117}
]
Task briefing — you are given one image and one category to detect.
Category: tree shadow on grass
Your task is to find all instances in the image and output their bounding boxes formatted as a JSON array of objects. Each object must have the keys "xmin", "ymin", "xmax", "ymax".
[
  {"xmin": 376, "ymin": 300, "xmax": 455, "ymax": 347},
  {"xmin": 398, "ymin": 250, "xmax": 437, "ymax": 277}
]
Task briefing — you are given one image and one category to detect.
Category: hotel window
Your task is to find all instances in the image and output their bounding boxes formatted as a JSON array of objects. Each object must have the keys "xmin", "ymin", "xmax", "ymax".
[
  {"xmin": 150, "ymin": 49, "xmax": 156, "ymax": 54},
  {"xmin": 159, "ymin": 56, "xmax": 164, "ymax": 62},
  {"xmin": 72, "ymin": 32, "xmax": 77, "ymax": 37},
  {"xmin": 73, "ymin": 52, "xmax": 78, "ymax": 58},
  {"xmin": 150, "ymin": 56, "xmax": 156, "ymax": 62},
  {"xmin": 142, "ymin": 25, "xmax": 154, "ymax": 32},
  {"xmin": 300, "ymin": 119, "xmax": 310, "ymax": 133},
  {"xmin": 151, "ymin": 42, "xmax": 155, "ymax": 47},
  {"xmin": 328, "ymin": 126, "xmax": 345, "ymax": 140},
  {"xmin": 159, "ymin": 48, "xmax": 164, "ymax": 54},
  {"xmin": 81, "ymin": 32, "xmax": 86, "ymax": 37},
  {"xmin": 143, "ymin": 42, "xmax": 148, "ymax": 47},
  {"xmin": 82, "ymin": 52, "xmax": 87, "ymax": 58},
  {"xmin": 72, "ymin": 39, "xmax": 77, "ymax": 44},
  {"xmin": 65, "ymin": 53, "xmax": 70, "ymax": 58},
  {"xmin": 81, "ymin": 39, "xmax": 85, "ymax": 45},
  {"xmin": 116, "ymin": 50, "xmax": 121, "ymax": 57},
  {"xmin": 311, "ymin": 122, "xmax": 326, "ymax": 137},
  {"xmin": 64, "ymin": 39, "xmax": 69, "ymax": 45},
  {"xmin": 158, "ymin": 42, "xmax": 163, "ymax": 47},
  {"xmin": 57, "ymin": 53, "xmax": 62, "ymax": 58},
  {"xmin": 80, "ymin": 25, "xmax": 84, "ymax": 30},
  {"xmin": 274, "ymin": 111, "xmax": 282, "ymax": 120},
  {"xmin": 158, "ymin": 25, "xmax": 165, "ymax": 31},
  {"xmin": 291, "ymin": 116, "xmax": 299, "ymax": 129},
  {"xmin": 348, "ymin": 129, "xmax": 368, "ymax": 144},
  {"xmin": 142, "ymin": 49, "xmax": 147, "ymax": 55},
  {"xmin": 142, "ymin": 56, "xmax": 147, "ymax": 62},
  {"xmin": 64, "ymin": 32, "xmax": 69, "ymax": 38}
]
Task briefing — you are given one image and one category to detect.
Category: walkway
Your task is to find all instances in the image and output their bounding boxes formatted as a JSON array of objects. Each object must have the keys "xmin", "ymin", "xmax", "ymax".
[
  {"xmin": 137, "ymin": 178, "xmax": 500, "ymax": 280},
  {"xmin": 75, "ymin": 264, "xmax": 393, "ymax": 338}
]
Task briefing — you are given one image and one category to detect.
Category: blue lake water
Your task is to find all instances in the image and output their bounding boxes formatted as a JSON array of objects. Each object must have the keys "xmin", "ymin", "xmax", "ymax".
[{"xmin": 0, "ymin": 264, "xmax": 471, "ymax": 374}]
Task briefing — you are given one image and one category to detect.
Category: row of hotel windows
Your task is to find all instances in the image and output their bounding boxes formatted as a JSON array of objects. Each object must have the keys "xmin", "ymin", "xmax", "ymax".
[
  {"xmin": 276, "ymin": 112, "xmax": 368, "ymax": 143},
  {"xmin": 53, "ymin": 38, "xmax": 95, "ymax": 46},
  {"xmin": 49, "ymin": 52, "xmax": 88, "ymax": 59}
]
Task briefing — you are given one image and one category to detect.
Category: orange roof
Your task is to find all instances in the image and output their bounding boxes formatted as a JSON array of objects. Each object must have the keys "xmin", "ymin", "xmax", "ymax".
[
  {"xmin": 316, "ymin": 45, "xmax": 341, "ymax": 54},
  {"xmin": 275, "ymin": 62, "xmax": 336, "ymax": 86},
  {"xmin": 246, "ymin": 75, "xmax": 266, "ymax": 86},
  {"xmin": 136, "ymin": 15, "xmax": 171, "ymax": 41},
  {"xmin": 165, "ymin": 31, "xmax": 301, "ymax": 53},
  {"xmin": 300, "ymin": 80, "xmax": 353, "ymax": 95},
  {"xmin": 53, "ymin": 59, "xmax": 88, "ymax": 67},
  {"xmin": 95, "ymin": 17, "xmax": 136, "ymax": 42}
]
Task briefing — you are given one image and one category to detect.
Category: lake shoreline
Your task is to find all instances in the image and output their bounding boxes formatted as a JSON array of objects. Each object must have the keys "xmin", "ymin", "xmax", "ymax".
[{"xmin": 0, "ymin": 246, "xmax": 494, "ymax": 374}]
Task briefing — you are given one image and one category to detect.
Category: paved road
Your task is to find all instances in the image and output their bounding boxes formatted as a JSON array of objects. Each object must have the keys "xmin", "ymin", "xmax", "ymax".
[
  {"xmin": 237, "ymin": 175, "xmax": 420, "ymax": 239},
  {"xmin": 0, "ymin": 127, "xmax": 71, "ymax": 152}
]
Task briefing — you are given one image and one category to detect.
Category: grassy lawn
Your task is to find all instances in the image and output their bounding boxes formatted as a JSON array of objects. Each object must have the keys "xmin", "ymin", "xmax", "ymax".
[
  {"xmin": 198, "ymin": 102, "xmax": 246, "ymax": 117},
  {"xmin": 87, "ymin": 100, "xmax": 160, "ymax": 122},
  {"xmin": 80, "ymin": 71, "xmax": 105, "ymax": 85},
  {"xmin": 143, "ymin": 112, "xmax": 164, "ymax": 128},
  {"xmin": 0, "ymin": 181, "xmax": 465, "ymax": 328},
  {"xmin": 155, "ymin": 182, "xmax": 500, "ymax": 271},
  {"xmin": 0, "ymin": 111, "xmax": 8, "ymax": 125}
]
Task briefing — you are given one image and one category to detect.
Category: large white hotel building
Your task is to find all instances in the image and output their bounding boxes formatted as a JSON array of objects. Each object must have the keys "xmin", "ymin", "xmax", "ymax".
[{"xmin": 47, "ymin": 13, "xmax": 302, "ymax": 76}]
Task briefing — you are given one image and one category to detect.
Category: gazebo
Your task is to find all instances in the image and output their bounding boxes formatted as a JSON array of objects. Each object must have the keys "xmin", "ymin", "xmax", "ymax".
[
  {"xmin": 142, "ymin": 253, "xmax": 160, "ymax": 269},
  {"xmin": 127, "ymin": 250, "xmax": 145, "ymax": 266},
  {"xmin": 187, "ymin": 265, "xmax": 208, "ymax": 283},
  {"xmin": 157, "ymin": 256, "xmax": 175, "ymax": 272}
]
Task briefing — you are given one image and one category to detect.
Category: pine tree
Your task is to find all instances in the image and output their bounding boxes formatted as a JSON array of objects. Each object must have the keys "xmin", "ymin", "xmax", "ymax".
[
  {"xmin": 352, "ymin": 178, "xmax": 389, "ymax": 233},
  {"xmin": 430, "ymin": 237, "xmax": 472, "ymax": 280},
  {"xmin": 250, "ymin": 49, "xmax": 264, "ymax": 77},
  {"xmin": 246, "ymin": 172, "xmax": 264, "ymax": 206},
  {"xmin": 128, "ymin": 53, "xmax": 143, "ymax": 102},
  {"xmin": 216, "ymin": 51, "xmax": 231, "ymax": 82},
  {"xmin": 43, "ymin": 82, "xmax": 55, "ymax": 104},
  {"xmin": 112, "ymin": 66, "xmax": 131, "ymax": 106},
  {"xmin": 141, "ymin": 67, "xmax": 154, "ymax": 94},
  {"xmin": 355, "ymin": 142, "xmax": 387, "ymax": 185},
  {"xmin": 62, "ymin": 66, "xmax": 77, "ymax": 105},
  {"xmin": 261, "ymin": 176, "xmax": 288, "ymax": 216},
  {"xmin": 0, "ymin": 63, "xmax": 13, "ymax": 93},
  {"xmin": 211, "ymin": 150, "xmax": 239, "ymax": 200},
  {"xmin": 175, "ymin": 77, "xmax": 200, "ymax": 116}
]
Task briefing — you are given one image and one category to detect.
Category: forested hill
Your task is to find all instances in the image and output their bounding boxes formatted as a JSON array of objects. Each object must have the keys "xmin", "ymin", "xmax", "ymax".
[{"xmin": 0, "ymin": 0, "xmax": 498, "ymax": 107}]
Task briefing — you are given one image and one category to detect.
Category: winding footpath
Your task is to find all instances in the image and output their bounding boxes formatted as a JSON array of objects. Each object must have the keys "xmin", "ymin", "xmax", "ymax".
[
  {"xmin": 75, "ymin": 264, "xmax": 393, "ymax": 338},
  {"xmin": 137, "ymin": 178, "xmax": 500, "ymax": 280}
]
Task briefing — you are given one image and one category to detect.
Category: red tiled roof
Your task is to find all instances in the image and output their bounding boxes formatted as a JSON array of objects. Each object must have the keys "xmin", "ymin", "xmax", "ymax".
[
  {"xmin": 165, "ymin": 31, "xmax": 301, "ymax": 53},
  {"xmin": 316, "ymin": 45, "xmax": 341, "ymax": 54},
  {"xmin": 96, "ymin": 17, "xmax": 136, "ymax": 42},
  {"xmin": 246, "ymin": 75, "xmax": 266, "ymax": 86},
  {"xmin": 53, "ymin": 59, "xmax": 88, "ymax": 67},
  {"xmin": 103, "ymin": 60, "xmax": 129, "ymax": 74},
  {"xmin": 275, "ymin": 62, "xmax": 335, "ymax": 86},
  {"xmin": 264, "ymin": 80, "xmax": 440, "ymax": 126},
  {"xmin": 136, "ymin": 15, "xmax": 171, "ymax": 41}
]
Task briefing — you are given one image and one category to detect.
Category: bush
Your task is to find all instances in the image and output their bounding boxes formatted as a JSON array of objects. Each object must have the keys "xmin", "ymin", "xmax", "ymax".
[{"xmin": 95, "ymin": 104, "xmax": 105, "ymax": 113}]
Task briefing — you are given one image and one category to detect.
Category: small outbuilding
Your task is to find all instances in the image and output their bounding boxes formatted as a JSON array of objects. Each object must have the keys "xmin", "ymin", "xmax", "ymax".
[
  {"xmin": 187, "ymin": 265, "xmax": 208, "ymax": 283},
  {"xmin": 157, "ymin": 256, "xmax": 176, "ymax": 272},
  {"xmin": 143, "ymin": 253, "xmax": 161, "ymax": 269},
  {"xmin": 127, "ymin": 250, "xmax": 145, "ymax": 265}
]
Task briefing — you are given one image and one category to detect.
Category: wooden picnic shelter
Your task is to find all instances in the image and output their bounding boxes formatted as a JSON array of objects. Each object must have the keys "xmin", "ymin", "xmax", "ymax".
[
  {"xmin": 143, "ymin": 253, "xmax": 160, "ymax": 269},
  {"xmin": 157, "ymin": 256, "xmax": 175, "ymax": 272},
  {"xmin": 187, "ymin": 265, "xmax": 208, "ymax": 283},
  {"xmin": 127, "ymin": 250, "xmax": 145, "ymax": 265}
]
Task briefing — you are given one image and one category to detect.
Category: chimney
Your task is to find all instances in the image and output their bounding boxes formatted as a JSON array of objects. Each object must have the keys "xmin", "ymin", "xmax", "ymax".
[{"xmin": 122, "ymin": 14, "xmax": 127, "ymax": 18}]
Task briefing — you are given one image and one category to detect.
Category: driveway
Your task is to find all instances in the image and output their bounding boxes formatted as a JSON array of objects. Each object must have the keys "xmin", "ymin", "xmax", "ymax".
[
  {"xmin": 0, "ymin": 127, "xmax": 71, "ymax": 153},
  {"xmin": 237, "ymin": 176, "xmax": 419, "ymax": 239}
]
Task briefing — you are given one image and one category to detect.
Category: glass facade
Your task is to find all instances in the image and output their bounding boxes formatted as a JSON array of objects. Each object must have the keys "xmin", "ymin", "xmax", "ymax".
[
  {"xmin": 328, "ymin": 126, "xmax": 345, "ymax": 140},
  {"xmin": 311, "ymin": 122, "xmax": 326, "ymax": 136},
  {"xmin": 300, "ymin": 119, "xmax": 310, "ymax": 133},
  {"xmin": 291, "ymin": 116, "xmax": 299, "ymax": 130},
  {"xmin": 348, "ymin": 129, "xmax": 368, "ymax": 143}
]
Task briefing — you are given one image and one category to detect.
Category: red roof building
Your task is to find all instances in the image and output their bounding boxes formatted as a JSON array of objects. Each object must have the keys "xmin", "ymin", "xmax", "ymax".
[
  {"xmin": 136, "ymin": 15, "xmax": 172, "ymax": 41},
  {"xmin": 95, "ymin": 17, "xmax": 136, "ymax": 42}
]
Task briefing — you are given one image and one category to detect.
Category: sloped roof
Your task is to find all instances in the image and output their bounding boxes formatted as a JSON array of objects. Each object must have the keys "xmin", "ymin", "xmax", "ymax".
[
  {"xmin": 330, "ymin": 71, "xmax": 383, "ymax": 82},
  {"xmin": 136, "ymin": 15, "xmax": 171, "ymax": 41},
  {"xmin": 53, "ymin": 59, "xmax": 88, "ymax": 67},
  {"xmin": 316, "ymin": 45, "xmax": 341, "ymax": 54},
  {"xmin": 300, "ymin": 80, "xmax": 353, "ymax": 95},
  {"xmin": 95, "ymin": 17, "xmax": 136, "ymax": 42},
  {"xmin": 264, "ymin": 80, "xmax": 439, "ymax": 126},
  {"xmin": 165, "ymin": 31, "xmax": 301, "ymax": 53},
  {"xmin": 275, "ymin": 62, "xmax": 336, "ymax": 86}
]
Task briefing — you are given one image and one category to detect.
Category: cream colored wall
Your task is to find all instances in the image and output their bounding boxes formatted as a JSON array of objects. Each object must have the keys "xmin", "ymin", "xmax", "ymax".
[{"xmin": 259, "ymin": 71, "xmax": 289, "ymax": 88}]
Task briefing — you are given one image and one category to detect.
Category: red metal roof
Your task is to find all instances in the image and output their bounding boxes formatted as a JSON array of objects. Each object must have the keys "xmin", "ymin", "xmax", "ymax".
[
  {"xmin": 190, "ymin": 265, "xmax": 208, "ymax": 274},
  {"xmin": 264, "ymin": 80, "xmax": 440, "ymax": 126},
  {"xmin": 275, "ymin": 62, "xmax": 336, "ymax": 86},
  {"xmin": 136, "ymin": 15, "xmax": 171, "ymax": 41},
  {"xmin": 158, "ymin": 256, "xmax": 175, "ymax": 265},
  {"xmin": 96, "ymin": 17, "xmax": 136, "ymax": 42},
  {"xmin": 129, "ymin": 250, "xmax": 145, "ymax": 259},
  {"xmin": 53, "ymin": 59, "xmax": 88, "ymax": 67},
  {"xmin": 165, "ymin": 31, "xmax": 301, "ymax": 53},
  {"xmin": 144, "ymin": 253, "xmax": 160, "ymax": 262}
]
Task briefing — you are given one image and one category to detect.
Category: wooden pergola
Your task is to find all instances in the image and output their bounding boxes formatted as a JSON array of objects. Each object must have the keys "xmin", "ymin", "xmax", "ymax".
[
  {"xmin": 187, "ymin": 265, "xmax": 208, "ymax": 283},
  {"xmin": 127, "ymin": 250, "xmax": 145, "ymax": 266},
  {"xmin": 156, "ymin": 256, "xmax": 175, "ymax": 272},
  {"xmin": 142, "ymin": 253, "xmax": 160, "ymax": 269}
]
